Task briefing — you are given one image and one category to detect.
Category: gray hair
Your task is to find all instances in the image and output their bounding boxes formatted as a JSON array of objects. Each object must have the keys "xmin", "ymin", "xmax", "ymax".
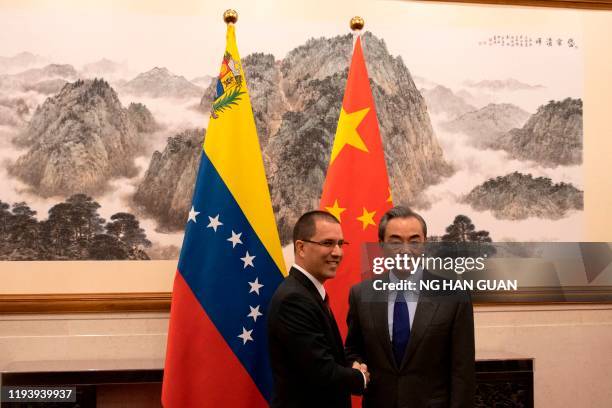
[{"xmin": 378, "ymin": 206, "xmax": 427, "ymax": 241}]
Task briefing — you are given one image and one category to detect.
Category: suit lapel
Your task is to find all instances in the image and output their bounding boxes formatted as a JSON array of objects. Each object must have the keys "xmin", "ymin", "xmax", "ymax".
[
  {"xmin": 290, "ymin": 268, "xmax": 344, "ymax": 356},
  {"xmin": 326, "ymin": 306, "xmax": 344, "ymax": 354},
  {"xmin": 368, "ymin": 274, "xmax": 397, "ymax": 370},
  {"xmin": 400, "ymin": 296, "xmax": 439, "ymax": 370}
]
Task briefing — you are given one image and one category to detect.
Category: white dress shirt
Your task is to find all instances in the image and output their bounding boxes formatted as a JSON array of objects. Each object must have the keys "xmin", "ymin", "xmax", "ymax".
[{"xmin": 292, "ymin": 264, "xmax": 326, "ymax": 300}]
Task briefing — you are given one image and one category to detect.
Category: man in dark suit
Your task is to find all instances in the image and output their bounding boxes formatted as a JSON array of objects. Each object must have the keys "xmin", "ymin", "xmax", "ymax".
[
  {"xmin": 268, "ymin": 210, "xmax": 368, "ymax": 408},
  {"xmin": 345, "ymin": 206, "xmax": 475, "ymax": 408}
]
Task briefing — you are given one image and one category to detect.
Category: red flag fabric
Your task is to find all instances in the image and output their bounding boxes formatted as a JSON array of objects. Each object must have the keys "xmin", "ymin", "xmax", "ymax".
[{"xmin": 320, "ymin": 35, "xmax": 393, "ymax": 339}]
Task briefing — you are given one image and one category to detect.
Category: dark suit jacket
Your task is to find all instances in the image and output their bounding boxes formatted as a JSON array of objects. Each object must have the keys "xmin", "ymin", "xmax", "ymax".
[
  {"xmin": 345, "ymin": 271, "xmax": 475, "ymax": 408},
  {"xmin": 268, "ymin": 267, "xmax": 364, "ymax": 408}
]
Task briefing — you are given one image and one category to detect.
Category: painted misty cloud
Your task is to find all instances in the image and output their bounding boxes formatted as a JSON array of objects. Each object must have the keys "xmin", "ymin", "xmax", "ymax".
[
  {"xmin": 0, "ymin": 23, "xmax": 583, "ymax": 259},
  {"xmin": 0, "ymin": 55, "xmax": 205, "ymax": 260},
  {"xmin": 9, "ymin": 79, "xmax": 154, "ymax": 197},
  {"xmin": 141, "ymin": 32, "xmax": 583, "ymax": 244}
]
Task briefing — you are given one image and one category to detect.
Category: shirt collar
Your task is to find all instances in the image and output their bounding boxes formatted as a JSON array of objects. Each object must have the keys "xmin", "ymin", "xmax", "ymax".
[
  {"xmin": 389, "ymin": 266, "xmax": 423, "ymax": 283},
  {"xmin": 293, "ymin": 264, "xmax": 326, "ymax": 301}
]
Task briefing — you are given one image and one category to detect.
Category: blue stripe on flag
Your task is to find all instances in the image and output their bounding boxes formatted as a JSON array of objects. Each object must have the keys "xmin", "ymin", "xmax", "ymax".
[{"xmin": 177, "ymin": 152, "xmax": 283, "ymax": 402}]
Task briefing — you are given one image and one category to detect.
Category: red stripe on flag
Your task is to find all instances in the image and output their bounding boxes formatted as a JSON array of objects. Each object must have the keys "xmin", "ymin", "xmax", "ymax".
[{"xmin": 162, "ymin": 271, "xmax": 268, "ymax": 408}]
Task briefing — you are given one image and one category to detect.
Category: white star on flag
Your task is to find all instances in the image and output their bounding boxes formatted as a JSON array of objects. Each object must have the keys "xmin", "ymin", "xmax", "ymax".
[
  {"xmin": 247, "ymin": 305, "xmax": 262, "ymax": 322},
  {"xmin": 238, "ymin": 327, "xmax": 254, "ymax": 345},
  {"xmin": 240, "ymin": 251, "xmax": 256, "ymax": 268},
  {"xmin": 187, "ymin": 206, "xmax": 200, "ymax": 223},
  {"xmin": 248, "ymin": 278, "xmax": 263, "ymax": 295},
  {"xmin": 206, "ymin": 214, "xmax": 223, "ymax": 232},
  {"xmin": 227, "ymin": 230, "xmax": 243, "ymax": 248}
]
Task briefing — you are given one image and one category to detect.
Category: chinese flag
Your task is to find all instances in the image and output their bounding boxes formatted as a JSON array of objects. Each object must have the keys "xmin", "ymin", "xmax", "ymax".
[{"xmin": 320, "ymin": 35, "xmax": 392, "ymax": 339}]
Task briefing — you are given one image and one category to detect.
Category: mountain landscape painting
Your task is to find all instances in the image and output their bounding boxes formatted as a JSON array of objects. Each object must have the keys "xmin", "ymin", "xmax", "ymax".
[{"xmin": 0, "ymin": 6, "xmax": 583, "ymax": 260}]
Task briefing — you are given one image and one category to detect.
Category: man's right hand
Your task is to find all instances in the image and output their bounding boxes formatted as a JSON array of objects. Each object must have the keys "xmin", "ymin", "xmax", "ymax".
[{"xmin": 352, "ymin": 361, "xmax": 370, "ymax": 387}]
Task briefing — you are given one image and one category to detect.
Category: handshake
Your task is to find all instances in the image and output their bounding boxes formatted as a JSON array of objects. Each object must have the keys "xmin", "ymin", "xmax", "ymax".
[{"xmin": 352, "ymin": 361, "xmax": 370, "ymax": 388}]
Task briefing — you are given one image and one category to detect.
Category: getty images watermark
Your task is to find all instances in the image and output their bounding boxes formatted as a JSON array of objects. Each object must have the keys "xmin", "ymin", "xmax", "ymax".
[
  {"xmin": 359, "ymin": 242, "xmax": 612, "ymax": 303},
  {"xmin": 371, "ymin": 252, "xmax": 517, "ymax": 292}
]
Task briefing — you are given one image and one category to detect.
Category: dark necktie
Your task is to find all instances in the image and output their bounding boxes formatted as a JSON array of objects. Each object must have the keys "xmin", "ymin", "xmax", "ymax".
[
  {"xmin": 323, "ymin": 294, "xmax": 343, "ymax": 348},
  {"xmin": 323, "ymin": 294, "xmax": 334, "ymax": 319},
  {"xmin": 392, "ymin": 292, "xmax": 410, "ymax": 366}
]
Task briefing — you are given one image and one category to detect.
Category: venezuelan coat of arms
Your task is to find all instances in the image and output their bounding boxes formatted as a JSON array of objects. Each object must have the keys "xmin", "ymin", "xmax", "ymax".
[{"xmin": 211, "ymin": 51, "xmax": 245, "ymax": 118}]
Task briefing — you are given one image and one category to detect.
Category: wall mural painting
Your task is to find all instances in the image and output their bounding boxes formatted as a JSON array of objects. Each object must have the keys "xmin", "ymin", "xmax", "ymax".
[{"xmin": 0, "ymin": 9, "xmax": 583, "ymax": 261}]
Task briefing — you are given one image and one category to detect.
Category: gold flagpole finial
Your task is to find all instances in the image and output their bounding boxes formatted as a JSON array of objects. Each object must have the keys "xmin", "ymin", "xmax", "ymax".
[
  {"xmin": 223, "ymin": 9, "xmax": 238, "ymax": 24},
  {"xmin": 350, "ymin": 16, "xmax": 364, "ymax": 31}
]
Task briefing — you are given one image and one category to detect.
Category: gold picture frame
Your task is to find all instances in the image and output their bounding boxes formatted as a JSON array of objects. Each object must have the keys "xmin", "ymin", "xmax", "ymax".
[{"xmin": 420, "ymin": 0, "xmax": 612, "ymax": 10}]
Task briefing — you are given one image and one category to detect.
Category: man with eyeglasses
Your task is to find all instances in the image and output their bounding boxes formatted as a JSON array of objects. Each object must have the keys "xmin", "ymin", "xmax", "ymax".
[
  {"xmin": 268, "ymin": 210, "xmax": 369, "ymax": 408},
  {"xmin": 345, "ymin": 206, "xmax": 475, "ymax": 408}
]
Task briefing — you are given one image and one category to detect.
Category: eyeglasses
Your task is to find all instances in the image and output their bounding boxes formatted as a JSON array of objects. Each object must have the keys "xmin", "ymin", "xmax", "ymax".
[{"xmin": 301, "ymin": 239, "xmax": 350, "ymax": 249}]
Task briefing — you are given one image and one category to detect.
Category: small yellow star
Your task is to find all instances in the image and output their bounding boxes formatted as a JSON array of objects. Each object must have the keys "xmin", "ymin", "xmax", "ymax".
[
  {"xmin": 387, "ymin": 188, "xmax": 393, "ymax": 203},
  {"xmin": 325, "ymin": 199, "xmax": 346, "ymax": 222},
  {"xmin": 330, "ymin": 107, "xmax": 370, "ymax": 164},
  {"xmin": 357, "ymin": 207, "xmax": 376, "ymax": 230}
]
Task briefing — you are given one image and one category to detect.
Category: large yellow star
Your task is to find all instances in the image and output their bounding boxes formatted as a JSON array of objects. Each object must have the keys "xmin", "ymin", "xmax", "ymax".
[
  {"xmin": 330, "ymin": 107, "xmax": 370, "ymax": 164},
  {"xmin": 357, "ymin": 207, "xmax": 376, "ymax": 230},
  {"xmin": 325, "ymin": 199, "xmax": 346, "ymax": 222},
  {"xmin": 387, "ymin": 188, "xmax": 393, "ymax": 203}
]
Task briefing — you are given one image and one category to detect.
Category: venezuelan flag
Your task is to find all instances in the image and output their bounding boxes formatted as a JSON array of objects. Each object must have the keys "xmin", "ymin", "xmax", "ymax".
[{"xmin": 162, "ymin": 23, "xmax": 286, "ymax": 408}]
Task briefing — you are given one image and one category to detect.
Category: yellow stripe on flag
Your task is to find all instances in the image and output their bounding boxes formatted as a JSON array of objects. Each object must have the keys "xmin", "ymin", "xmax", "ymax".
[{"xmin": 204, "ymin": 24, "xmax": 286, "ymax": 276}]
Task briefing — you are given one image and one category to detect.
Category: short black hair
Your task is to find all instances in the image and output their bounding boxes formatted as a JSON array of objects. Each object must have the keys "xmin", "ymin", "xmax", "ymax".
[
  {"xmin": 293, "ymin": 210, "xmax": 340, "ymax": 244},
  {"xmin": 378, "ymin": 206, "xmax": 427, "ymax": 241}
]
